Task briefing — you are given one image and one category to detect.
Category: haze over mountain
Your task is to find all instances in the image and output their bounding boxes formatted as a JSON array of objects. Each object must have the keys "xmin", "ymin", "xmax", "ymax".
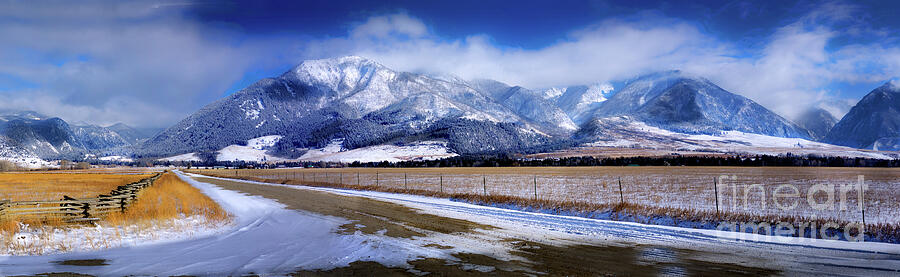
[
  {"xmin": 794, "ymin": 107, "xmax": 838, "ymax": 141},
  {"xmin": 826, "ymin": 82, "xmax": 900, "ymax": 150}
]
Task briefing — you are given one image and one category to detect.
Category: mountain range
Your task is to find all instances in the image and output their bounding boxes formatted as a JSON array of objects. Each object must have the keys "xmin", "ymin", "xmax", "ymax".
[
  {"xmin": 3, "ymin": 56, "xmax": 899, "ymax": 165},
  {"xmin": 0, "ymin": 111, "xmax": 155, "ymax": 165}
]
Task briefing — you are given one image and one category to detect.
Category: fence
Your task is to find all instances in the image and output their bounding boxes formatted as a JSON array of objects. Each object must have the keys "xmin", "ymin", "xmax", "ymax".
[
  {"xmin": 187, "ymin": 167, "xmax": 893, "ymax": 226},
  {"xmin": 0, "ymin": 172, "xmax": 163, "ymax": 222}
]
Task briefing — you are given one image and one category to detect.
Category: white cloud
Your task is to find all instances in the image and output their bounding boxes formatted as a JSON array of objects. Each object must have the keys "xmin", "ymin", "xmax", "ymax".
[
  {"xmin": 3, "ymin": 1, "xmax": 898, "ymax": 128},
  {"xmin": 0, "ymin": 1, "xmax": 292, "ymax": 128},
  {"xmin": 304, "ymin": 6, "xmax": 900, "ymax": 121},
  {"xmin": 350, "ymin": 13, "xmax": 428, "ymax": 39}
]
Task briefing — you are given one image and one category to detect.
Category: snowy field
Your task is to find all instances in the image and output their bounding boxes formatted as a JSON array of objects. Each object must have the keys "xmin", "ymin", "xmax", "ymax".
[{"xmin": 210, "ymin": 167, "xmax": 900, "ymax": 225}]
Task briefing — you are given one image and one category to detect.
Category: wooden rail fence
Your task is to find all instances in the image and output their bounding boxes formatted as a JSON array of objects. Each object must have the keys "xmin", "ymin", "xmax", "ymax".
[{"xmin": 0, "ymin": 172, "xmax": 163, "ymax": 223}]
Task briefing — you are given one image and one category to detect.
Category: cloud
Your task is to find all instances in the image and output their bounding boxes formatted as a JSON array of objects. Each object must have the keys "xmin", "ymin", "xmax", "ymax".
[
  {"xmin": 309, "ymin": 15, "xmax": 729, "ymax": 88},
  {"xmin": 304, "ymin": 4, "xmax": 900, "ymax": 120},
  {"xmin": 3, "ymin": 1, "xmax": 898, "ymax": 128},
  {"xmin": 0, "ymin": 1, "xmax": 292, "ymax": 128},
  {"xmin": 350, "ymin": 13, "xmax": 428, "ymax": 39}
]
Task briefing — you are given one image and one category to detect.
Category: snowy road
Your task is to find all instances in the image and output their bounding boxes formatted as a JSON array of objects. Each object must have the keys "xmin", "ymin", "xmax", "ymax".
[{"xmin": 2, "ymin": 171, "xmax": 899, "ymax": 276}]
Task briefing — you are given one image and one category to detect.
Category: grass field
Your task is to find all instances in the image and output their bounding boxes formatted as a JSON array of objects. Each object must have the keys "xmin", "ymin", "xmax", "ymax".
[
  {"xmin": 190, "ymin": 166, "xmax": 900, "ymax": 241},
  {"xmin": 1, "ymin": 171, "xmax": 230, "ymax": 255},
  {"xmin": 0, "ymin": 172, "xmax": 153, "ymax": 201}
]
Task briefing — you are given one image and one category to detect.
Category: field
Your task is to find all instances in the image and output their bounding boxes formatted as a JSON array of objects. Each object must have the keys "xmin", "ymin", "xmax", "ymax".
[
  {"xmin": 0, "ymin": 171, "xmax": 230, "ymax": 255},
  {"xmin": 190, "ymin": 166, "xmax": 900, "ymax": 240},
  {"xmin": 0, "ymin": 172, "xmax": 153, "ymax": 201}
]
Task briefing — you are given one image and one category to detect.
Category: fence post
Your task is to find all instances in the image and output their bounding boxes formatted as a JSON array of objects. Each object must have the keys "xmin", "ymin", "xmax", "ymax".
[
  {"xmin": 80, "ymin": 202, "xmax": 90, "ymax": 218},
  {"xmin": 404, "ymin": 172, "xmax": 408, "ymax": 190},
  {"xmin": 440, "ymin": 175, "xmax": 443, "ymax": 193},
  {"xmin": 357, "ymin": 172, "xmax": 360, "ymax": 186},
  {"xmin": 714, "ymin": 176, "xmax": 720, "ymax": 215},
  {"xmin": 533, "ymin": 175, "xmax": 537, "ymax": 200},
  {"xmin": 0, "ymin": 200, "xmax": 8, "ymax": 217},
  {"xmin": 483, "ymin": 175, "xmax": 486, "ymax": 196},
  {"xmin": 618, "ymin": 176, "xmax": 624, "ymax": 204},
  {"xmin": 376, "ymin": 172, "xmax": 379, "ymax": 187}
]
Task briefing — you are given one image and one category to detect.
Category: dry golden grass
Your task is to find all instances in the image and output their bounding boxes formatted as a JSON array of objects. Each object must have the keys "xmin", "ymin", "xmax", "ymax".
[
  {"xmin": 0, "ymin": 173, "xmax": 152, "ymax": 201},
  {"xmin": 105, "ymin": 172, "xmax": 229, "ymax": 226},
  {"xmin": 1, "ymin": 172, "xmax": 230, "ymax": 255}
]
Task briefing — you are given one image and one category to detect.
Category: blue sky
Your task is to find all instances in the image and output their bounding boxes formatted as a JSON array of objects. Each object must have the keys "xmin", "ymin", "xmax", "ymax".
[{"xmin": 1, "ymin": 0, "xmax": 899, "ymax": 127}]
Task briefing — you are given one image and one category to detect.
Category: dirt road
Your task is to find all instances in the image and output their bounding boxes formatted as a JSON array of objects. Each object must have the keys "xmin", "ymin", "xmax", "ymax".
[{"xmin": 194, "ymin": 176, "xmax": 785, "ymax": 276}]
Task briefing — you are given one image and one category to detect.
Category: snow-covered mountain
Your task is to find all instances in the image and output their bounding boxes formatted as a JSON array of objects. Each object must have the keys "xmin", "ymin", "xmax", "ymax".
[
  {"xmin": 107, "ymin": 123, "xmax": 156, "ymax": 145},
  {"xmin": 0, "ymin": 111, "xmax": 149, "ymax": 164},
  {"xmin": 550, "ymin": 83, "xmax": 615, "ymax": 125},
  {"xmin": 794, "ymin": 107, "xmax": 838, "ymax": 141},
  {"xmin": 825, "ymin": 82, "xmax": 900, "ymax": 150},
  {"xmin": 470, "ymin": 79, "xmax": 577, "ymax": 131},
  {"xmin": 141, "ymin": 56, "xmax": 559, "ymax": 158},
  {"xmin": 590, "ymin": 71, "xmax": 812, "ymax": 138}
]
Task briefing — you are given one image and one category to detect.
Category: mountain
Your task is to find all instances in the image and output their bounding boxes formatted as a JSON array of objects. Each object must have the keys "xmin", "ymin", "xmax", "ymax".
[
  {"xmin": 794, "ymin": 107, "xmax": 838, "ymax": 141},
  {"xmin": 71, "ymin": 124, "xmax": 132, "ymax": 150},
  {"xmin": 590, "ymin": 71, "xmax": 811, "ymax": 138},
  {"xmin": 550, "ymin": 84, "xmax": 614, "ymax": 125},
  {"xmin": 470, "ymin": 79, "xmax": 577, "ymax": 131},
  {"xmin": 825, "ymin": 82, "xmax": 900, "ymax": 150},
  {"xmin": 140, "ymin": 56, "xmax": 559, "ymax": 158},
  {"xmin": 0, "ymin": 110, "xmax": 151, "ymax": 162},
  {"xmin": 107, "ymin": 123, "xmax": 156, "ymax": 144},
  {"xmin": 0, "ymin": 115, "xmax": 83, "ymax": 158}
]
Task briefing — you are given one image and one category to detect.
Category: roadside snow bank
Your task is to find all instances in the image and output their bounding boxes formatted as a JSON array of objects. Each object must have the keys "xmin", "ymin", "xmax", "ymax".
[{"xmin": 1, "ymin": 215, "xmax": 227, "ymax": 256}]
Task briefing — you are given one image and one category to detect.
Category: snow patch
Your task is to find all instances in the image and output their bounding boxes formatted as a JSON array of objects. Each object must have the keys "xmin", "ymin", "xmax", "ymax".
[
  {"xmin": 300, "ymin": 141, "xmax": 457, "ymax": 163},
  {"xmin": 159, "ymin": 153, "xmax": 201, "ymax": 162},
  {"xmin": 98, "ymin": 155, "xmax": 134, "ymax": 162},
  {"xmin": 216, "ymin": 135, "xmax": 286, "ymax": 162},
  {"xmin": 586, "ymin": 117, "xmax": 898, "ymax": 159}
]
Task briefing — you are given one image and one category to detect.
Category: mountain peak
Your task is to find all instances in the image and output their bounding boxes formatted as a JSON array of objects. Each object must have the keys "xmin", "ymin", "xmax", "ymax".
[
  {"xmin": 826, "ymin": 82, "xmax": 900, "ymax": 149},
  {"xmin": 888, "ymin": 80, "xmax": 900, "ymax": 91},
  {"xmin": 593, "ymin": 72, "xmax": 810, "ymax": 138}
]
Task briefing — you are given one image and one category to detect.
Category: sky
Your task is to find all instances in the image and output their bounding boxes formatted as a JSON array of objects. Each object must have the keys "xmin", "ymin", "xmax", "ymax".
[{"xmin": 1, "ymin": 0, "xmax": 899, "ymax": 128}]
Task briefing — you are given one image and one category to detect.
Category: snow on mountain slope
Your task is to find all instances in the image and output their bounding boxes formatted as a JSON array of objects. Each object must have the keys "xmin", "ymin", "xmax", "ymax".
[
  {"xmin": 299, "ymin": 140, "xmax": 457, "ymax": 163},
  {"xmin": 825, "ymin": 82, "xmax": 900, "ymax": 150},
  {"xmin": 141, "ymin": 56, "xmax": 561, "ymax": 158},
  {"xmin": 578, "ymin": 116, "xmax": 896, "ymax": 159},
  {"xmin": 553, "ymin": 83, "xmax": 614, "ymax": 125},
  {"xmin": 216, "ymin": 135, "xmax": 288, "ymax": 162},
  {"xmin": 159, "ymin": 152, "xmax": 201, "ymax": 162},
  {"xmin": 470, "ymin": 79, "xmax": 577, "ymax": 132},
  {"xmin": 592, "ymin": 71, "xmax": 811, "ymax": 138}
]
